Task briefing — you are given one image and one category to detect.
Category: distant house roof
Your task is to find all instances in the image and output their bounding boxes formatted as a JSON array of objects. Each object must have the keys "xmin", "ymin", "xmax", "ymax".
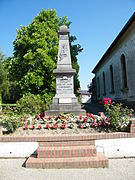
[
  {"xmin": 79, "ymin": 90, "xmax": 90, "ymax": 95},
  {"xmin": 92, "ymin": 12, "xmax": 135, "ymax": 74}
]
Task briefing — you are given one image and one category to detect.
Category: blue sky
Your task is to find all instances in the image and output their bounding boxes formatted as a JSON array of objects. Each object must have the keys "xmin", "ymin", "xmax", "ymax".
[{"xmin": 0, "ymin": 0, "xmax": 135, "ymax": 90}]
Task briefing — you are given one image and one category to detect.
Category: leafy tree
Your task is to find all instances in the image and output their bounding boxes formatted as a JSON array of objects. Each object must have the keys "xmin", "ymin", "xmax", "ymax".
[
  {"xmin": 0, "ymin": 50, "xmax": 10, "ymax": 106},
  {"xmin": 8, "ymin": 9, "xmax": 83, "ymax": 101}
]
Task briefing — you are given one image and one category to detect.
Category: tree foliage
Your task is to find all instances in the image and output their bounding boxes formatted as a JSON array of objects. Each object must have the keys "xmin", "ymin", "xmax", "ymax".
[
  {"xmin": 0, "ymin": 50, "xmax": 10, "ymax": 102},
  {"xmin": 8, "ymin": 9, "xmax": 83, "ymax": 100}
]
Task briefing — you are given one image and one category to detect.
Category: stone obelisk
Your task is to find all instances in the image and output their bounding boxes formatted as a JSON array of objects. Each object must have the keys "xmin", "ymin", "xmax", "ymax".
[{"xmin": 46, "ymin": 25, "xmax": 86, "ymax": 116}]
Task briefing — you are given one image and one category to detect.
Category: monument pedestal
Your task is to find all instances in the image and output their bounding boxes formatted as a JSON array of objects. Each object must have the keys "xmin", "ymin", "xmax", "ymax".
[{"xmin": 46, "ymin": 25, "xmax": 86, "ymax": 116}]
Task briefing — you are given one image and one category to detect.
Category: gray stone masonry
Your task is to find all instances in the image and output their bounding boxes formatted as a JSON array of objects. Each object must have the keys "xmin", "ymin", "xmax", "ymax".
[{"xmin": 46, "ymin": 25, "xmax": 86, "ymax": 116}]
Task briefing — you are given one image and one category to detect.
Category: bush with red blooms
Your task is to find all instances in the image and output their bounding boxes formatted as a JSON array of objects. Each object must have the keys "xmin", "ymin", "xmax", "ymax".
[{"xmin": 101, "ymin": 98, "xmax": 111, "ymax": 105}]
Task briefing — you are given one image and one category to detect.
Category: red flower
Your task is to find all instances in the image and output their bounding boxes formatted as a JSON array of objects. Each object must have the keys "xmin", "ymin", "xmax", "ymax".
[
  {"xmin": 102, "ymin": 98, "xmax": 111, "ymax": 105},
  {"xmin": 61, "ymin": 123, "xmax": 67, "ymax": 129},
  {"xmin": 46, "ymin": 123, "xmax": 50, "ymax": 129},
  {"xmin": 79, "ymin": 115, "xmax": 82, "ymax": 120},
  {"xmin": 90, "ymin": 114, "xmax": 96, "ymax": 120},
  {"xmin": 38, "ymin": 124, "xmax": 42, "ymax": 129},
  {"xmin": 83, "ymin": 117, "xmax": 88, "ymax": 122},
  {"xmin": 37, "ymin": 114, "xmax": 41, "ymax": 120},
  {"xmin": 86, "ymin": 113, "xmax": 90, "ymax": 117}
]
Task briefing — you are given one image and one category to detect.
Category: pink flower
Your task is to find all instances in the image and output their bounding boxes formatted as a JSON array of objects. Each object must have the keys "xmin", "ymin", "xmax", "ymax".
[
  {"xmin": 92, "ymin": 121, "xmax": 98, "ymax": 128},
  {"xmin": 106, "ymin": 117, "xmax": 110, "ymax": 121},
  {"xmin": 24, "ymin": 124, "xmax": 28, "ymax": 130},
  {"xmin": 37, "ymin": 114, "xmax": 41, "ymax": 120},
  {"xmin": 49, "ymin": 116, "xmax": 52, "ymax": 120},
  {"xmin": 52, "ymin": 123, "xmax": 58, "ymax": 129},
  {"xmin": 79, "ymin": 124, "xmax": 83, "ymax": 129},
  {"xmin": 46, "ymin": 123, "xmax": 50, "ymax": 129},
  {"xmin": 38, "ymin": 124, "xmax": 42, "ymax": 129}
]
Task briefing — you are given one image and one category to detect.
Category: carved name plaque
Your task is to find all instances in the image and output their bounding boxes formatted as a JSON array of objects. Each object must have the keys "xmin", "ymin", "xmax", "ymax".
[
  {"xmin": 57, "ymin": 76, "xmax": 73, "ymax": 93},
  {"xmin": 59, "ymin": 98, "xmax": 72, "ymax": 104}
]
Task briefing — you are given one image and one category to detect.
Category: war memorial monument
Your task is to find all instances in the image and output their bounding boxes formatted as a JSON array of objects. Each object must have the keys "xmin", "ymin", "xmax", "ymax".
[{"xmin": 46, "ymin": 25, "xmax": 86, "ymax": 116}]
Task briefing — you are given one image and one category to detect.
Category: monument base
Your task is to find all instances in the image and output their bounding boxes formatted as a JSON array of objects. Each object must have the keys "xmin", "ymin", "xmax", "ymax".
[{"xmin": 46, "ymin": 108, "xmax": 86, "ymax": 116}]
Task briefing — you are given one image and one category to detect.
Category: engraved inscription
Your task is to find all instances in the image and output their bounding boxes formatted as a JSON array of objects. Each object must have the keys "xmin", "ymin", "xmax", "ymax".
[
  {"xmin": 59, "ymin": 44, "xmax": 68, "ymax": 61},
  {"xmin": 57, "ymin": 76, "xmax": 73, "ymax": 92}
]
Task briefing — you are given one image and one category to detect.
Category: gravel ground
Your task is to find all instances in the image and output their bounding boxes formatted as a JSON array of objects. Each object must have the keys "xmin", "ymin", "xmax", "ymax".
[{"xmin": 0, "ymin": 158, "xmax": 135, "ymax": 180}]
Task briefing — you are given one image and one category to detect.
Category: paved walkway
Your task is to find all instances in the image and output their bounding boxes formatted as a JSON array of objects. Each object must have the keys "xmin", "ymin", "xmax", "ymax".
[{"xmin": 0, "ymin": 158, "xmax": 135, "ymax": 180}]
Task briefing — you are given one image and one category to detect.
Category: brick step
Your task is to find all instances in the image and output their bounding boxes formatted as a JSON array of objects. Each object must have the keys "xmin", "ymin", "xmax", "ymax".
[
  {"xmin": 26, "ymin": 153, "xmax": 108, "ymax": 169},
  {"xmin": 37, "ymin": 145, "xmax": 96, "ymax": 158},
  {"xmin": 39, "ymin": 140, "xmax": 95, "ymax": 147}
]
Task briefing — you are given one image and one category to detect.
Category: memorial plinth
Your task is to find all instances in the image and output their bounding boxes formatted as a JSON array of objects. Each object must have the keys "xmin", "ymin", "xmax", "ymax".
[{"xmin": 46, "ymin": 25, "xmax": 86, "ymax": 116}]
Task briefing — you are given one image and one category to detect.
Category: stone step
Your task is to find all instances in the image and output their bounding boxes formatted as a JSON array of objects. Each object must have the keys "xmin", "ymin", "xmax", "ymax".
[
  {"xmin": 26, "ymin": 153, "xmax": 108, "ymax": 169},
  {"xmin": 39, "ymin": 140, "xmax": 95, "ymax": 147},
  {"xmin": 37, "ymin": 145, "xmax": 96, "ymax": 158}
]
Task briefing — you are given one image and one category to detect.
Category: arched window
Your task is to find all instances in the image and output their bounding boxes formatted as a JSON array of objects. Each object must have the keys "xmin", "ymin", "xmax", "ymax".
[
  {"xmin": 97, "ymin": 77, "xmax": 100, "ymax": 97},
  {"xmin": 121, "ymin": 54, "xmax": 127, "ymax": 89},
  {"xmin": 110, "ymin": 65, "xmax": 114, "ymax": 93},
  {"xmin": 103, "ymin": 71, "xmax": 106, "ymax": 95}
]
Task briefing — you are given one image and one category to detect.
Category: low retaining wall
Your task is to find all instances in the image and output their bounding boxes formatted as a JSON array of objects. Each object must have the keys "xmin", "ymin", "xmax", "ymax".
[
  {"xmin": 0, "ymin": 119, "xmax": 135, "ymax": 158},
  {"xmin": 96, "ymin": 138, "xmax": 135, "ymax": 158},
  {"xmin": 0, "ymin": 132, "xmax": 135, "ymax": 158}
]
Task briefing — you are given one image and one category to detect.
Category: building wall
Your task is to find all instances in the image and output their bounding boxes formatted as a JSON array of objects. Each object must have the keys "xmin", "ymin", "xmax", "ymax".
[{"xmin": 95, "ymin": 23, "xmax": 135, "ymax": 102}]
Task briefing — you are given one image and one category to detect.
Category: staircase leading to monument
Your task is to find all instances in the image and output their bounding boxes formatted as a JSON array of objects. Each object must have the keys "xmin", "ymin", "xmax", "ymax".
[{"xmin": 26, "ymin": 137, "xmax": 108, "ymax": 168}]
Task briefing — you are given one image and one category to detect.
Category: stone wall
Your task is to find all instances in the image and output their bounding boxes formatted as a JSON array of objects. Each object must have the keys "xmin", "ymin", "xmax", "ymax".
[{"xmin": 95, "ymin": 23, "xmax": 135, "ymax": 102}]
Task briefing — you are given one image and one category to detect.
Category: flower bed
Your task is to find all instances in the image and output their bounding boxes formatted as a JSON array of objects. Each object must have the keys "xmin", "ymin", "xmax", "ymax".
[
  {"xmin": 0, "ymin": 100, "xmax": 134, "ymax": 135},
  {"xmin": 22, "ymin": 113, "xmax": 112, "ymax": 132}
]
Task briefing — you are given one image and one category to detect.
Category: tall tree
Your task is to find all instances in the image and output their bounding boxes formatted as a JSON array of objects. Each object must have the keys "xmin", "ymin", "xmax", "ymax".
[
  {"xmin": 9, "ymin": 9, "xmax": 83, "ymax": 100},
  {"xmin": 0, "ymin": 50, "xmax": 10, "ymax": 106}
]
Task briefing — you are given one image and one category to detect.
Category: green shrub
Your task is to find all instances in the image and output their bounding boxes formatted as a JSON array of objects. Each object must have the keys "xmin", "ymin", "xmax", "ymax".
[
  {"xmin": 104, "ymin": 102, "xmax": 133, "ymax": 131},
  {"xmin": 1, "ymin": 115, "xmax": 23, "ymax": 133},
  {"xmin": 16, "ymin": 93, "xmax": 46, "ymax": 115}
]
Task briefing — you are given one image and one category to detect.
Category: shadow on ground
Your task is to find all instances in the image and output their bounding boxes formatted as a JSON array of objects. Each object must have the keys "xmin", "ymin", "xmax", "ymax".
[{"xmin": 83, "ymin": 102, "xmax": 105, "ymax": 115}]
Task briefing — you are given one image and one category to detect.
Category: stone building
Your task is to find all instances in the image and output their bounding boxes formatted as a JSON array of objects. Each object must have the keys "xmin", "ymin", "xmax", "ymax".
[{"xmin": 92, "ymin": 12, "xmax": 135, "ymax": 105}]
